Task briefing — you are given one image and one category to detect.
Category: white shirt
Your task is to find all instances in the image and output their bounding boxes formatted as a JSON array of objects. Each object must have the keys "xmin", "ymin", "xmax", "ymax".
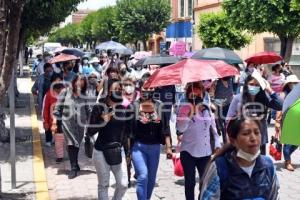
[{"xmin": 241, "ymin": 161, "xmax": 256, "ymax": 177}]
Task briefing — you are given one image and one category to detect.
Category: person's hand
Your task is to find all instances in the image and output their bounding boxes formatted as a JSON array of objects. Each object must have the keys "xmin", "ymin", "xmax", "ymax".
[
  {"xmin": 177, "ymin": 135, "xmax": 183, "ymax": 142},
  {"xmin": 213, "ymin": 147, "xmax": 221, "ymax": 155},
  {"xmin": 166, "ymin": 147, "xmax": 173, "ymax": 159},
  {"xmin": 264, "ymin": 81, "xmax": 273, "ymax": 94},
  {"xmin": 101, "ymin": 112, "xmax": 113, "ymax": 122},
  {"xmin": 51, "ymin": 123, "xmax": 57, "ymax": 133},
  {"xmin": 43, "ymin": 122, "xmax": 49, "ymax": 130}
]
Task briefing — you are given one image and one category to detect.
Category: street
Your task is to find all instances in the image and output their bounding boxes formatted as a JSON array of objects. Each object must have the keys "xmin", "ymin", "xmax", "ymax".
[{"xmin": 0, "ymin": 75, "xmax": 299, "ymax": 200}]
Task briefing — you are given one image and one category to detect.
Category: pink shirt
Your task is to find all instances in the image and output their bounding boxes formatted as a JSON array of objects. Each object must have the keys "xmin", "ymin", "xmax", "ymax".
[{"xmin": 268, "ymin": 74, "xmax": 285, "ymax": 93}]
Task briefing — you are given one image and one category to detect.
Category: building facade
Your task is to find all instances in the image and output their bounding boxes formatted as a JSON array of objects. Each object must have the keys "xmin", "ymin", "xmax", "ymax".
[
  {"xmin": 193, "ymin": 0, "xmax": 300, "ymax": 68},
  {"xmin": 166, "ymin": 0, "xmax": 193, "ymax": 51}
]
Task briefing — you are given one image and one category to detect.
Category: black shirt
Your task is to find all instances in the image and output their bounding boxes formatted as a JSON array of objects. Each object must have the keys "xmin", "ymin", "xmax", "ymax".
[{"xmin": 87, "ymin": 101, "xmax": 129, "ymax": 151}]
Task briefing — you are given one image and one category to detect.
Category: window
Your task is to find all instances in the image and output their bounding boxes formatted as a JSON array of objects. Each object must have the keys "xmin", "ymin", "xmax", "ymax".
[
  {"xmin": 180, "ymin": 0, "xmax": 185, "ymax": 17},
  {"xmin": 188, "ymin": 0, "xmax": 193, "ymax": 16}
]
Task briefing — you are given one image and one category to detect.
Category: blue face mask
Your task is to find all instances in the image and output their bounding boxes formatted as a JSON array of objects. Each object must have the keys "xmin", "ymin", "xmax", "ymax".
[{"xmin": 248, "ymin": 85, "xmax": 260, "ymax": 96}]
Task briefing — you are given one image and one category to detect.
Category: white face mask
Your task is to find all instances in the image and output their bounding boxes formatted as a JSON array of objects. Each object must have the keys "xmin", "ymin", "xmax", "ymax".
[
  {"xmin": 83, "ymin": 60, "xmax": 88, "ymax": 64},
  {"xmin": 236, "ymin": 149, "xmax": 260, "ymax": 162},
  {"xmin": 124, "ymin": 86, "xmax": 135, "ymax": 94}
]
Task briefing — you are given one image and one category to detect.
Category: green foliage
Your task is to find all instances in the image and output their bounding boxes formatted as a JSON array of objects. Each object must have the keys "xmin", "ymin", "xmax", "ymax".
[
  {"xmin": 291, "ymin": 0, "xmax": 300, "ymax": 10},
  {"xmin": 222, "ymin": 0, "xmax": 300, "ymax": 38},
  {"xmin": 197, "ymin": 12, "xmax": 251, "ymax": 50},
  {"xmin": 91, "ymin": 6, "xmax": 118, "ymax": 42},
  {"xmin": 22, "ymin": 0, "xmax": 83, "ymax": 42},
  {"xmin": 77, "ymin": 11, "xmax": 97, "ymax": 45},
  {"xmin": 115, "ymin": 0, "xmax": 171, "ymax": 45},
  {"xmin": 48, "ymin": 24, "xmax": 81, "ymax": 46}
]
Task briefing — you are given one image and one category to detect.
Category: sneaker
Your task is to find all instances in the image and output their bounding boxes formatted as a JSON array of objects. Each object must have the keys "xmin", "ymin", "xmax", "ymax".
[
  {"xmin": 56, "ymin": 158, "xmax": 63, "ymax": 163},
  {"xmin": 45, "ymin": 142, "xmax": 51, "ymax": 147}
]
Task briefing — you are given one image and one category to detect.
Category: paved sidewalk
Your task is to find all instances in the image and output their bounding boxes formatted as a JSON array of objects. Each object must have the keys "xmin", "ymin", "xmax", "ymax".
[
  {"xmin": 0, "ymin": 76, "xmax": 36, "ymax": 200},
  {"xmin": 2, "ymin": 76, "xmax": 300, "ymax": 200}
]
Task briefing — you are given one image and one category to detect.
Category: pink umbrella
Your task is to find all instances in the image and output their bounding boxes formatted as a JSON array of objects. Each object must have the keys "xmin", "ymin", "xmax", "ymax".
[
  {"xmin": 49, "ymin": 53, "xmax": 79, "ymax": 64},
  {"xmin": 144, "ymin": 59, "xmax": 239, "ymax": 88}
]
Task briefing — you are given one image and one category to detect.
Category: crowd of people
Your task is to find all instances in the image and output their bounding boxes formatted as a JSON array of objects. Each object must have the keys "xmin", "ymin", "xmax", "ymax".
[{"xmin": 30, "ymin": 49, "xmax": 299, "ymax": 200}]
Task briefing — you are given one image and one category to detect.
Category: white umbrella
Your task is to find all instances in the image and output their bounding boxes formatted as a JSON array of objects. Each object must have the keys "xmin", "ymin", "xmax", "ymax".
[{"xmin": 95, "ymin": 41, "xmax": 133, "ymax": 55}]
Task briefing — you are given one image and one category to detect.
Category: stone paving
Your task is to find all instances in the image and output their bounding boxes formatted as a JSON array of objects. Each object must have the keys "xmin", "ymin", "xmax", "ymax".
[{"xmin": 1, "ymin": 76, "xmax": 300, "ymax": 200}]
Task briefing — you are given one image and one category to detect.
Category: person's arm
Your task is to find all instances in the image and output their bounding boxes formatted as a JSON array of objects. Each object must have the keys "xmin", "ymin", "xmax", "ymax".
[
  {"xmin": 264, "ymin": 86, "xmax": 283, "ymax": 111},
  {"xmin": 31, "ymin": 78, "xmax": 38, "ymax": 95},
  {"xmin": 225, "ymin": 94, "xmax": 240, "ymax": 122},
  {"xmin": 199, "ymin": 162, "xmax": 221, "ymax": 200},
  {"xmin": 267, "ymin": 166, "xmax": 280, "ymax": 200},
  {"xmin": 42, "ymin": 92, "xmax": 51, "ymax": 130},
  {"xmin": 86, "ymin": 103, "xmax": 104, "ymax": 137},
  {"xmin": 210, "ymin": 114, "xmax": 222, "ymax": 149},
  {"xmin": 176, "ymin": 104, "xmax": 193, "ymax": 133}
]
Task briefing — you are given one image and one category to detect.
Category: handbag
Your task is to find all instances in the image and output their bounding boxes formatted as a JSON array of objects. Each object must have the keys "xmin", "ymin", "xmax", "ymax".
[
  {"xmin": 172, "ymin": 143, "xmax": 184, "ymax": 177},
  {"xmin": 84, "ymin": 136, "xmax": 94, "ymax": 159},
  {"xmin": 269, "ymin": 136, "xmax": 282, "ymax": 161},
  {"xmin": 102, "ymin": 142, "xmax": 122, "ymax": 165}
]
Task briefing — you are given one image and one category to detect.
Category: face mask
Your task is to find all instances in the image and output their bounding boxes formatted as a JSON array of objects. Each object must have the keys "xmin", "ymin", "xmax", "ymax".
[
  {"xmin": 237, "ymin": 149, "xmax": 260, "ymax": 162},
  {"xmin": 48, "ymin": 71, "xmax": 54, "ymax": 77},
  {"xmin": 141, "ymin": 91, "xmax": 153, "ymax": 100},
  {"xmin": 110, "ymin": 91, "xmax": 123, "ymax": 103},
  {"xmin": 83, "ymin": 60, "xmax": 88, "ymax": 64},
  {"xmin": 120, "ymin": 69, "xmax": 126, "ymax": 75},
  {"xmin": 124, "ymin": 86, "xmax": 135, "ymax": 94},
  {"xmin": 136, "ymin": 66, "xmax": 142, "ymax": 71},
  {"xmin": 248, "ymin": 67, "xmax": 255, "ymax": 73},
  {"xmin": 248, "ymin": 85, "xmax": 260, "ymax": 96}
]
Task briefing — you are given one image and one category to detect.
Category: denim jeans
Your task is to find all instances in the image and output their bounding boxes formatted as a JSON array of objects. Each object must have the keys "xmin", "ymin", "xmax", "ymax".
[
  {"xmin": 92, "ymin": 149, "xmax": 128, "ymax": 200},
  {"xmin": 180, "ymin": 151, "xmax": 210, "ymax": 200},
  {"xmin": 132, "ymin": 142, "xmax": 161, "ymax": 200},
  {"xmin": 283, "ymin": 144, "xmax": 298, "ymax": 161}
]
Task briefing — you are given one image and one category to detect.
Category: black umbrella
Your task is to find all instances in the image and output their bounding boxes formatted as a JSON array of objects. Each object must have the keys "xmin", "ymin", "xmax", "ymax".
[
  {"xmin": 191, "ymin": 47, "xmax": 243, "ymax": 64},
  {"xmin": 61, "ymin": 48, "xmax": 85, "ymax": 58},
  {"xmin": 142, "ymin": 54, "xmax": 180, "ymax": 65}
]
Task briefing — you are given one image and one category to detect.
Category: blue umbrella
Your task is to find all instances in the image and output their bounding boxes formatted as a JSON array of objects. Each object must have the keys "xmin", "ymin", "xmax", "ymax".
[
  {"xmin": 96, "ymin": 41, "xmax": 133, "ymax": 55},
  {"xmin": 191, "ymin": 47, "xmax": 243, "ymax": 64}
]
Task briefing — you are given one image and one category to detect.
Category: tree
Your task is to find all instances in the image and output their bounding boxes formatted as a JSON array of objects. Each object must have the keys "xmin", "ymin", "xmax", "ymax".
[
  {"xmin": 78, "ymin": 11, "xmax": 98, "ymax": 49},
  {"xmin": 0, "ymin": 0, "xmax": 25, "ymax": 100},
  {"xmin": 49, "ymin": 24, "xmax": 81, "ymax": 47},
  {"xmin": 115, "ymin": 0, "xmax": 171, "ymax": 50},
  {"xmin": 197, "ymin": 12, "xmax": 251, "ymax": 50},
  {"xmin": 91, "ymin": 6, "xmax": 118, "ymax": 43},
  {"xmin": 222, "ymin": 0, "xmax": 300, "ymax": 62}
]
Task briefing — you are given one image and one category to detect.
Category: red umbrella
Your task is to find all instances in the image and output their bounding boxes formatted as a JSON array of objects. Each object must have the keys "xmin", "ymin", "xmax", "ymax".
[
  {"xmin": 49, "ymin": 53, "xmax": 79, "ymax": 64},
  {"xmin": 144, "ymin": 59, "xmax": 239, "ymax": 88},
  {"xmin": 245, "ymin": 51, "xmax": 282, "ymax": 64}
]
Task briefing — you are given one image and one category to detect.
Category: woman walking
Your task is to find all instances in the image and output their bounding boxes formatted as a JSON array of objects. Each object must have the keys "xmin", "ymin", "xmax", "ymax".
[
  {"xmin": 131, "ymin": 83, "xmax": 172, "ymax": 200},
  {"xmin": 52, "ymin": 74, "xmax": 89, "ymax": 179},
  {"xmin": 176, "ymin": 82, "xmax": 221, "ymax": 200},
  {"xmin": 87, "ymin": 79, "xmax": 129, "ymax": 200},
  {"xmin": 200, "ymin": 118, "xmax": 279, "ymax": 200},
  {"xmin": 227, "ymin": 72, "xmax": 282, "ymax": 155}
]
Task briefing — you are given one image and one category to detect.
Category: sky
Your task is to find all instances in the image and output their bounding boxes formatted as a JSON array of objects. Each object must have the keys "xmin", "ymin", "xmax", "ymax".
[{"xmin": 77, "ymin": 0, "xmax": 117, "ymax": 10}]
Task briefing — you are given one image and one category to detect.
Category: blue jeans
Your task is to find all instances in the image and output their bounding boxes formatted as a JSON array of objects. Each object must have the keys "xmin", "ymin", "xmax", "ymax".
[
  {"xmin": 132, "ymin": 142, "xmax": 160, "ymax": 200},
  {"xmin": 180, "ymin": 151, "xmax": 210, "ymax": 200},
  {"xmin": 283, "ymin": 144, "xmax": 298, "ymax": 161}
]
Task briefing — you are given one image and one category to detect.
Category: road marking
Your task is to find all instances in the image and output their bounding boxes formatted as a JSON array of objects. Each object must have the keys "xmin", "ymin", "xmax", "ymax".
[{"xmin": 30, "ymin": 79, "xmax": 50, "ymax": 200}]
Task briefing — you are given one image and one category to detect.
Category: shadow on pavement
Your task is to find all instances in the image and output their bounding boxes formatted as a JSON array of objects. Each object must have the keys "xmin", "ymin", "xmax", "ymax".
[{"xmin": 0, "ymin": 192, "xmax": 34, "ymax": 200}]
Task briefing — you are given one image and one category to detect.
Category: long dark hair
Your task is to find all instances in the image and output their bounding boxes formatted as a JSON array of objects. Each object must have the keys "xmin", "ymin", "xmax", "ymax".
[
  {"xmin": 71, "ymin": 74, "xmax": 87, "ymax": 95},
  {"xmin": 98, "ymin": 78, "xmax": 121, "ymax": 103}
]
